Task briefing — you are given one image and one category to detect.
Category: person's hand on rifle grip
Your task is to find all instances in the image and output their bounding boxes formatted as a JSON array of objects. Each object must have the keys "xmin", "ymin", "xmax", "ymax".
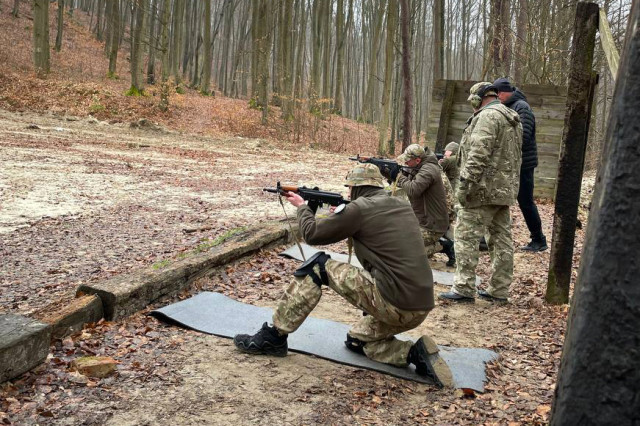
[
  {"xmin": 307, "ymin": 199, "xmax": 320, "ymax": 214},
  {"xmin": 284, "ymin": 191, "xmax": 305, "ymax": 208},
  {"xmin": 389, "ymin": 167, "xmax": 399, "ymax": 182}
]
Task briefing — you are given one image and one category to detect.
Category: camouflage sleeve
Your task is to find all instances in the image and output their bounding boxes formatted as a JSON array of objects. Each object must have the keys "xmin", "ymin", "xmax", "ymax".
[
  {"xmin": 460, "ymin": 112, "xmax": 498, "ymax": 183},
  {"xmin": 296, "ymin": 203, "xmax": 361, "ymax": 246},
  {"xmin": 396, "ymin": 164, "xmax": 435, "ymax": 198}
]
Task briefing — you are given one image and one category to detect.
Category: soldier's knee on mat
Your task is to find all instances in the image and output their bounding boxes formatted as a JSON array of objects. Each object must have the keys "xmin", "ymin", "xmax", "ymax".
[{"xmin": 294, "ymin": 251, "xmax": 331, "ymax": 287}]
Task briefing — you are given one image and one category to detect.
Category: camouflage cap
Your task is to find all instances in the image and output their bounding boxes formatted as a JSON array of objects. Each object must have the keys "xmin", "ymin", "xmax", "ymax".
[
  {"xmin": 396, "ymin": 143, "xmax": 425, "ymax": 165},
  {"xmin": 344, "ymin": 163, "xmax": 385, "ymax": 188},
  {"xmin": 444, "ymin": 142, "xmax": 459, "ymax": 154},
  {"xmin": 468, "ymin": 82, "xmax": 498, "ymax": 100}
]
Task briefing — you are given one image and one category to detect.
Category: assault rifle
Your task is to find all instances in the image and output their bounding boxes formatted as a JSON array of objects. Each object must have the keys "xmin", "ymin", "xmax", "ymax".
[
  {"xmin": 349, "ymin": 155, "xmax": 400, "ymax": 183},
  {"xmin": 263, "ymin": 182, "xmax": 349, "ymax": 213}
]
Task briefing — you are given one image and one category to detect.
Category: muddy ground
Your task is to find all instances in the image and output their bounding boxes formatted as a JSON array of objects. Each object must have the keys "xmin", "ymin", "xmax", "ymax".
[{"xmin": 0, "ymin": 108, "xmax": 586, "ymax": 424}]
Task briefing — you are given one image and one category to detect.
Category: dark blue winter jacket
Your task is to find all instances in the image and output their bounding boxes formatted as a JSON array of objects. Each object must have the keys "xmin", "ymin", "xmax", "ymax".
[{"xmin": 504, "ymin": 89, "xmax": 538, "ymax": 170}]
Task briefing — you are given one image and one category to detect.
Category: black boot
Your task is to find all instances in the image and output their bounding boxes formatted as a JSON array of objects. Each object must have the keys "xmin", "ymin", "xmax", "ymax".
[
  {"xmin": 407, "ymin": 337, "xmax": 453, "ymax": 388},
  {"xmin": 233, "ymin": 322, "xmax": 288, "ymax": 357},
  {"xmin": 439, "ymin": 238, "xmax": 456, "ymax": 267},
  {"xmin": 479, "ymin": 236, "xmax": 489, "ymax": 252},
  {"xmin": 521, "ymin": 235, "xmax": 548, "ymax": 252}
]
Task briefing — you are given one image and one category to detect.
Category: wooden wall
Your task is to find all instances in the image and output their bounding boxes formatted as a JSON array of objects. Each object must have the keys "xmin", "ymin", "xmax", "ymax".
[{"xmin": 425, "ymin": 80, "xmax": 567, "ymax": 199}]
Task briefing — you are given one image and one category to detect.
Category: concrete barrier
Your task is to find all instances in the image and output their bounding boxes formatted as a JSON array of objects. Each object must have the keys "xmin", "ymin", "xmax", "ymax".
[
  {"xmin": 77, "ymin": 223, "xmax": 290, "ymax": 320},
  {"xmin": 0, "ymin": 315, "xmax": 51, "ymax": 383}
]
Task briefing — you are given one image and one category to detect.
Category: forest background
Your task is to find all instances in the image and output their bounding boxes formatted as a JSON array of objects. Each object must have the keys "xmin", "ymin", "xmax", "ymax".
[{"xmin": 5, "ymin": 0, "xmax": 633, "ymax": 166}]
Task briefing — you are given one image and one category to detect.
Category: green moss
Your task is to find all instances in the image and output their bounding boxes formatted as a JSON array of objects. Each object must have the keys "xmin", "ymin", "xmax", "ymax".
[
  {"xmin": 125, "ymin": 86, "xmax": 144, "ymax": 97},
  {"xmin": 106, "ymin": 71, "xmax": 119, "ymax": 80},
  {"xmin": 175, "ymin": 85, "xmax": 186, "ymax": 95},
  {"xmin": 89, "ymin": 102, "xmax": 105, "ymax": 113},
  {"xmin": 151, "ymin": 227, "xmax": 247, "ymax": 270},
  {"xmin": 152, "ymin": 259, "xmax": 171, "ymax": 270},
  {"xmin": 192, "ymin": 226, "xmax": 247, "ymax": 254}
]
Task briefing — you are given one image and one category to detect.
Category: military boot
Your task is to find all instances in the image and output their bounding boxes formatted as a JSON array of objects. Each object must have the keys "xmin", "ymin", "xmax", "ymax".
[
  {"xmin": 479, "ymin": 236, "xmax": 489, "ymax": 252},
  {"xmin": 439, "ymin": 238, "xmax": 456, "ymax": 267},
  {"xmin": 233, "ymin": 322, "xmax": 288, "ymax": 357},
  {"xmin": 407, "ymin": 337, "xmax": 454, "ymax": 388},
  {"xmin": 521, "ymin": 235, "xmax": 548, "ymax": 252}
]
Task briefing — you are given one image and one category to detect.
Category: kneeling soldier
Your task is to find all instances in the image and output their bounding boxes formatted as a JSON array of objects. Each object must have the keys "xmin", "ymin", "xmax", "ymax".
[{"xmin": 234, "ymin": 164, "xmax": 453, "ymax": 388}]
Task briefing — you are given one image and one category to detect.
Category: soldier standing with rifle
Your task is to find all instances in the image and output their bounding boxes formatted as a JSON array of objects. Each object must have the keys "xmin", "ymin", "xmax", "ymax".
[
  {"xmin": 234, "ymin": 164, "xmax": 453, "ymax": 388},
  {"xmin": 439, "ymin": 82, "xmax": 522, "ymax": 303},
  {"xmin": 395, "ymin": 144, "xmax": 453, "ymax": 264}
]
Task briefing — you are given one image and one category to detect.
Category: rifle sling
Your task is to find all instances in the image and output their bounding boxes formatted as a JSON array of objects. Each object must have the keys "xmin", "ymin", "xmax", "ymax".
[{"xmin": 279, "ymin": 194, "xmax": 306, "ymax": 261}]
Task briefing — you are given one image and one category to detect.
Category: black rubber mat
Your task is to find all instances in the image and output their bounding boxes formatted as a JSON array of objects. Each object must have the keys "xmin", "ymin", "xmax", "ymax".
[{"xmin": 151, "ymin": 292, "xmax": 497, "ymax": 391}]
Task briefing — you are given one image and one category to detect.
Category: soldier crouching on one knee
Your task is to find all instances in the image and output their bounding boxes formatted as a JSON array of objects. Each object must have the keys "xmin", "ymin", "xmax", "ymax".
[
  {"xmin": 439, "ymin": 82, "xmax": 523, "ymax": 304},
  {"xmin": 233, "ymin": 163, "xmax": 453, "ymax": 388},
  {"xmin": 395, "ymin": 144, "xmax": 456, "ymax": 266}
]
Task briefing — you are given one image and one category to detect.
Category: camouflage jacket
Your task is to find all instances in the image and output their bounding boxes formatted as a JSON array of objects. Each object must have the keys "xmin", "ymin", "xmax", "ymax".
[
  {"xmin": 457, "ymin": 101, "xmax": 523, "ymax": 207},
  {"xmin": 440, "ymin": 155, "xmax": 460, "ymax": 192},
  {"xmin": 396, "ymin": 154, "xmax": 450, "ymax": 234}
]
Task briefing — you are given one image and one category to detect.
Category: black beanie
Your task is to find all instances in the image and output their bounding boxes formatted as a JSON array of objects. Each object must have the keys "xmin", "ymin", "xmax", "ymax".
[{"xmin": 492, "ymin": 77, "xmax": 514, "ymax": 93}]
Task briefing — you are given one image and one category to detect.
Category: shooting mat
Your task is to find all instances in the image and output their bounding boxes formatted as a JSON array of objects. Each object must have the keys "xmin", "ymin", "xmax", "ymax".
[
  {"xmin": 279, "ymin": 243, "xmax": 481, "ymax": 287},
  {"xmin": 151, "ymin": 292, "xmax": 497, "ymax": 392}
]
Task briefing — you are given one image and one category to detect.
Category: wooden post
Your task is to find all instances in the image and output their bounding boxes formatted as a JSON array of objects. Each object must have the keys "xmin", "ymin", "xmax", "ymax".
[
  {"xmin": 434, "ymin": 80, "xmax": 456, "ymax": 154},
  {"xmin": 546, "ymin": 2, "xmax": 599, "ymax": 305},
  {"xmin": 598, "ymin": 8, "xmax": 620, "ymax": 80},
  {"xmin": 550, "ymin": 1, "xmax": 640, "ymax": 422}
]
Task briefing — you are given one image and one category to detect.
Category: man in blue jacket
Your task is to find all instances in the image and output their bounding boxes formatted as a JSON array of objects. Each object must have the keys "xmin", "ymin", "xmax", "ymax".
[{"xmin": 493, "ymin": 77, "xmax": 547, "ymax": 252}]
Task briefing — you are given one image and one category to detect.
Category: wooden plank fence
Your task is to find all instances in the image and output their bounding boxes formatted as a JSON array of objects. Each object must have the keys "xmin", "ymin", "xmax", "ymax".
[{"xmin": 425, "ymin": 79, "xmax": 568, "ymax": 199}]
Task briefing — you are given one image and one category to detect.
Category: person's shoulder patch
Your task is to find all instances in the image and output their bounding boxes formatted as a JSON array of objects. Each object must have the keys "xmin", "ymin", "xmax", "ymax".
[{"xmin": 334, "ymin": 204, "xmax": 347, "ymax": 214}]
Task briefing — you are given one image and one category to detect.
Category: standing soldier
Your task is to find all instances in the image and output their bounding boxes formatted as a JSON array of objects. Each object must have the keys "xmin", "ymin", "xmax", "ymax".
[
  {"xmin": 439, "ymin": 141, "xmax": 460, "ymax": 192},
  {"xmin": 493, "ymin": 77, "xmax": 548, "ymax": 251},
  {"xmin": 439, "ymin": 82, "xmax": 522, "ymax": 303},
  {"xmin": 395, "ymin": 144, "xmax": 453, "ymax": 265},
  {"xmin": 234, "ymin": 164, "xmax": 453, "ymax": 388}
]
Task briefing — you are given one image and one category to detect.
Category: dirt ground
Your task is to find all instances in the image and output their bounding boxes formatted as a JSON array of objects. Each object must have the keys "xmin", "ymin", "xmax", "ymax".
[{"xmin": 0, "ymin": 108, "xmax": 590, "ymax": 424}]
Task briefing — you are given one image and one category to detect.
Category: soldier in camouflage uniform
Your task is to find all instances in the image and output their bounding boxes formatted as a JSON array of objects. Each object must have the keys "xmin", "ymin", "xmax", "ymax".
[
  {"xmin": 439, "ymin": 142, "xmax": 460, "ymax": 192},
  {"xmin": 234, "ymin": 164, "xmax": 453, "ymax": 387},
  {"xmin": 396, "ymin": 144, "xmax": 451, "ymax": 261},
  {"xmin": 439, "ymin": 82, "xmax": 522, "ymax": 303}
]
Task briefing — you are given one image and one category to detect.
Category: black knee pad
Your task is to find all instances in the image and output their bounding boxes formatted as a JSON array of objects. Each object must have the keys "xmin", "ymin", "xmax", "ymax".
[
  {"xmin": 344, "ymin": 334, "xmax": 366, "ymax": 355},
  {"xmin": 294, "ymin": 251, "xmax": 331, "ymax": 287}
]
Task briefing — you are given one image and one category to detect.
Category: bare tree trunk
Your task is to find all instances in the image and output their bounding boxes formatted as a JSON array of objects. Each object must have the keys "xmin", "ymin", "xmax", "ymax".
[
  {"xmin": 361, "ymin": 0, "xmax": 385, "ymax": 123},
  {"xmin": 55, "ymin": 0, "xmax": 65, "ymax": 52},
  {"xmin": 280, "ymin": 0, "xmax": 294, "ymax": 118},
  {"xmin": 12, "ymin": 0, "xmax": 20, "ymax": 17},
  {"xmin": 333, "ymin": 0, "xmax": 345, "ymax": 115},
  {"xmin": 400, "ymin": 0, "xmax": 413, "ymax": 149},
  {"xmin": 95, "ymin": 0, "xmax": 104, "ymax": 41},
  {"xmin": 127, "ymin": 0, "xmax": 147, "ymax": 95},
  {"xmin": 489, "ymin": 0, "xmax": 511, "ymax": 77},
  {"xmin": 433, "ymin": 0, "xmax": 444, "ymax": 80},
  {"xmin": 146, "ymin": 0, "xmax": 158, "ymax": 84},
  {"xmin": 107, "ymin": 0, "xmax": 119, "ymax": 78},
  {"xmin": 201, "ymin": 0, "xmax": 212, "ymax": 94},
  {"xmin": 33, "ymin": 0, "xmax": 50, "ymax": 78},
  {"xmin": 378, "ymin": 0, "xmax": 398, "ymax": 155},
  {"xmin": 513, "ymin": 0, "xmax": 528, "ymax": 83}
]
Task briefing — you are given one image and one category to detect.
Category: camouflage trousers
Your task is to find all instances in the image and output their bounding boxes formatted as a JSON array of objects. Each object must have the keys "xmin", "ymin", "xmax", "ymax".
[
  {"xmin": 421, "ymin": 228, "xmax": 444, "ymax": 257},
  {"xmin": 273, "ymin": 260, "xmax": 431, "ymax": 367},
  {"xmin": 452, "ymin": 205, "xmax": 513, "ymax": 299}
]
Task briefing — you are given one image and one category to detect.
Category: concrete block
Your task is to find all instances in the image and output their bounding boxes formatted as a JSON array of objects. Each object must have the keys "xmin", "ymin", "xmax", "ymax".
[
  {"xmin": 34, "ymin": 295, "xmax": 104, "ymax": 339},
  {"xmin": 77, "ymin": 223, "xmax": 289, "ymax": 320},
  {"xmin": 1, "ymin": 315, "xmax": 51, "ymax": 383}
]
